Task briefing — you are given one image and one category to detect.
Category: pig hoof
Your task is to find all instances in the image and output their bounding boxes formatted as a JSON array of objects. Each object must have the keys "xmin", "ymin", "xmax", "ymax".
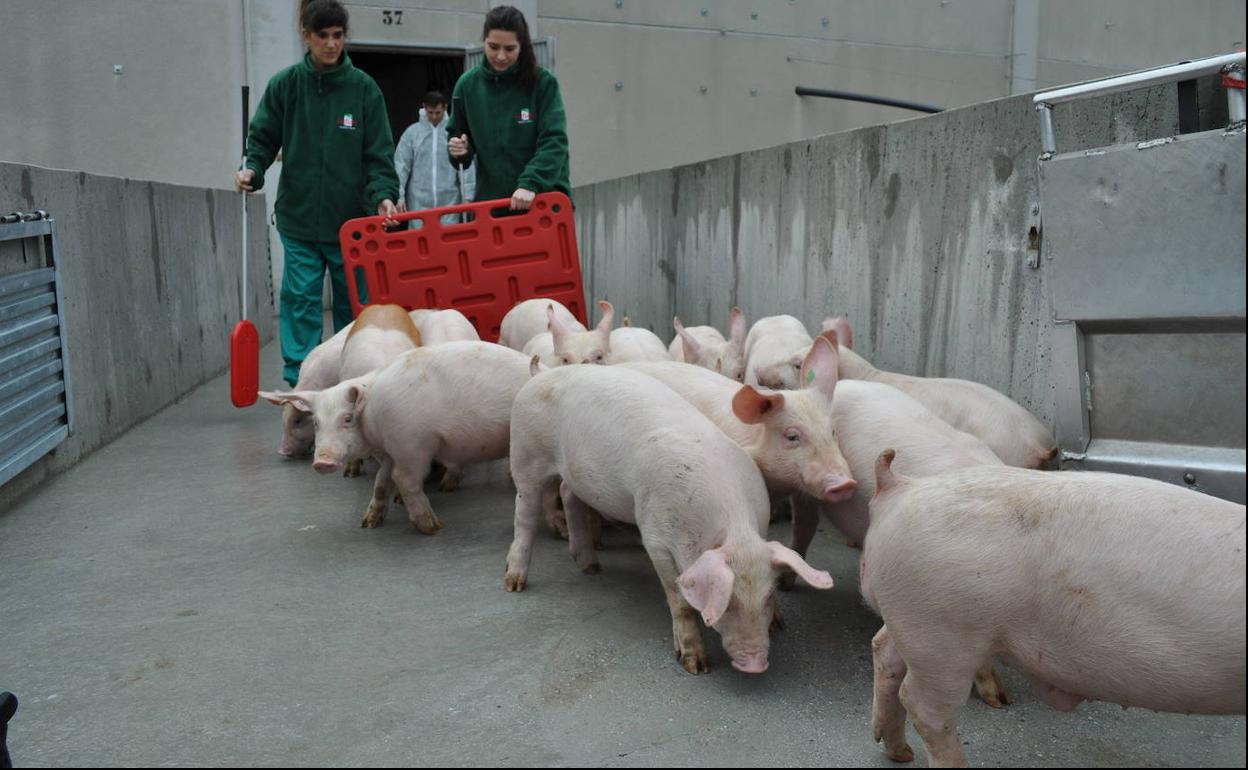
[
  {"xmin": 974, "ymin": 665, "xmax": 1013, "ymax": 709},
  {"xmin": 580, "ymin": 561, "xmax": 601, "ymax": 575},
  {"xmin": 504, "ymin": 572, "xmax": 527, "ymax": 592},
  {"xmin": 361, "ymin": 511, "xmax": 385, "ymax": 528},
  {"xmin": 678, "ymin": 651, "xmax": 709, "ymax": 674},
  {"xmin": 884, "ymin": 743, "xmax": 914, "ymax": 763}
]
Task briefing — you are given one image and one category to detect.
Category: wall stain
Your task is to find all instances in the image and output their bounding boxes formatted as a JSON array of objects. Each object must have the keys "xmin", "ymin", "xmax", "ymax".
[
  {"xmin": 20, "ymin": 168, "xmax": 34, "ymax": 208},
  {"xmin": 147, "ymin": 183, "xmax": 164, "ymax": 303},
  {"xmin": 657, "ymin": 259, "xmax": 676, "ymax": 286},
  {"xmin": 883, "ymin": 173, "xmax": 900, "ymax": 219},
  {"xmin": 992, "ymin": 152, "xmax": 1014, "ymax": 183},
  {"xmin": 206, "ymin": 189, "xmax": 218, "ymax": 254},
  {"xmin": 731, "ymin": 155, "xmax": 742, "ymax": 309}
]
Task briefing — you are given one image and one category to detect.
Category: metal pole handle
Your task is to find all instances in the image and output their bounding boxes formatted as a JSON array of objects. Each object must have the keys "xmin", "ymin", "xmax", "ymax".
[{"xmin": 241, "ymin": 85, "xmax": 250, "ymax": 321}]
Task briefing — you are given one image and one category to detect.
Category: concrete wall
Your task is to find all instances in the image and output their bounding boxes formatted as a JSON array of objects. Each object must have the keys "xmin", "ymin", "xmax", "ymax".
[
  {"xmin": 572, "ymin": 85, "xmax": 1181, "ymax": 429},
  {"xmin": 2, "ymin": 0, "xmax": 1238, "ymax": 320},
  {"xmin": 0, "ymin": 0, "xmax": 247, "ymax": 192},
  {"xmin": 0, "ymin": 163, "xmax": 274, "ymax": 512}
]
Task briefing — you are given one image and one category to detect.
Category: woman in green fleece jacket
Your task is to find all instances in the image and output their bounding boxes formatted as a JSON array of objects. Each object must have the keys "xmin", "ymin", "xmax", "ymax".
[
  {"xmin": 447, "ymin": 5, "xmax": 570, "ymax": 212},
  {"xmin": 234, "ymin": 0, "xmax": 400, "ymax": 387}
]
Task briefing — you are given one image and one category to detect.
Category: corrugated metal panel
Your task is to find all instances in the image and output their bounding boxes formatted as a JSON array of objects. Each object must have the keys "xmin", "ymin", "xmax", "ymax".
[
  {"xmin": 465, "ymin": 38, "xmax": 554, "ymax": 73},
  {"xmin": 1, "ymin": 218, "xmax": 73, "ymax": 488}
]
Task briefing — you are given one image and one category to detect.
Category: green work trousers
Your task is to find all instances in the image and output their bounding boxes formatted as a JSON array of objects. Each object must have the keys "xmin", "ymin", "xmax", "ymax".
[{"xmin": 278, "ymin": 233, "xmax": 362, "ymax": 386}]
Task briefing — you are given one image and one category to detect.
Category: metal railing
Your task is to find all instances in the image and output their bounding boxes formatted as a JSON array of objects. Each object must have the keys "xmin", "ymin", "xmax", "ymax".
[{"xmin": 1034, "ymin": 51, "xmax": 1246, "ymax": 156}]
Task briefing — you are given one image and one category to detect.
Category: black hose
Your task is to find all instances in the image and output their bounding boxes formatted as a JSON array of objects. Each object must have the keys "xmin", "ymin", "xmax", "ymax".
[{"xmin": 795, "ymin": 86, "xmax": 943, "ymax": 113}]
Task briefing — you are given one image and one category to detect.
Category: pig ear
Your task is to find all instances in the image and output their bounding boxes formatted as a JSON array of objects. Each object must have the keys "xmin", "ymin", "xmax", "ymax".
[
  {"xmin": 529, "ymin": 354, "xmax": 547, "ymax": 376},
  {"xmin": 595, "ymin": 300, "xmax": 615, "ymax": 335},
  {"xmin": 800, "ymin": 333, "xmax": 840, "ymax": 399},
  {"xmin": 259, "ymin": 389, "xmax": 315, "ymax": 413},
  {"xmin": 731, "ymin": 385, "xmax": 785, "ymax": 424},
  {"xmin": 346, "ymin": 383, "xmax": 369, "ymax": 418},
  {"xmin": 547, "ymin": 304, "xmax": 574, "ymax": 342},
  {"xmin": 766, "ymin": 542, "xmax": 834, "ymax": 589},
  {"xmin": 821, "ymin": 316, "xmax": 854, "ymax": 349},
  {"xmin": 673, "ymin": 316, "xmax": 703, "ymax": 363},
  {"xmin": 875, "ymin": 448, "xmax": 902, "ymax": 492},
  {"xmin": 728, "ymin": 307, "xmax": 747, "ymax": 356},
  {"xmin": 677, "ymin": 548, "xmax": 735, "ymax": 626}
]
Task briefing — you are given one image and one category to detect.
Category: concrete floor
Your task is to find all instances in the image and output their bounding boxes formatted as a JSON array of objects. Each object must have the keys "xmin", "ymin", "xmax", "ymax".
[{"xmin": 1, "ymin": 339, "xmax": 1244, "ymax": 768}]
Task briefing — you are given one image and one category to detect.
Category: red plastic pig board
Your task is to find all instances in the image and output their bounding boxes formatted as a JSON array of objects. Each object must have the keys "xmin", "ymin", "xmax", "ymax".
[{"xmin": 339, "ymin": 193, "xmax": 586, "ymax": 342}]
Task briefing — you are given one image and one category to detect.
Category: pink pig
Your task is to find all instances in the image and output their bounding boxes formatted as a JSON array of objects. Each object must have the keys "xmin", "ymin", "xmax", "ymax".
[
  {"xmin": 260, "ymin": 342, "xmax": 533, "ymax": 532},
  {"xmin": 821, "ymin": 317, "xmax": 1057, "ymax": 469},
  {"xmin": 863, "ymin": 453, "xmax": 1246, "ymax": 767},
  {"xmin": 669, "ymin": 307, "xmax": 748, "ymax": 381},
  {"xmin": 744, "ymin": 314, "xmax": 814, "ymax": 390},
  {"xmin": 498, "ymin": 298, "xmax": 583, "ymax": 351},
  {"xmin": 504, "ymin": 364, "xmax": 834, "ymax": 674}
]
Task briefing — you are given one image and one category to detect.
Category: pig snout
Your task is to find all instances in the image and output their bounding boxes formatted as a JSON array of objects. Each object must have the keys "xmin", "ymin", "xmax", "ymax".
[
  {"xmin": 312, "ymin": 457, "xmax": 340, "ymax": 474},
  {"xmin": 730, "ymin": 650, "xmax": 770, "ymax": 674},
  {"xmin": 822, "ymin": 477, "xmax": 858, "ymax": 503}
]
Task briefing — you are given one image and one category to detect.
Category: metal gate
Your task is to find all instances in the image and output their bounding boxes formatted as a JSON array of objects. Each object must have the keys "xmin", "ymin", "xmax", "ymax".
[
  {"xmin": 0, "ymin": 214, "xmax": 74, "ymax": 487},
  {"xmin": 1036, "ymin": 52, "xmax": 1246, "ymax": 503}
]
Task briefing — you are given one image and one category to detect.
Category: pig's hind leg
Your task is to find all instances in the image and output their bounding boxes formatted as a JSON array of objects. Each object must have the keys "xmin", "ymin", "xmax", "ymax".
[
  {"xmin": 543, "ymin": 484, "xmax": 568, "ymax": 540},
  {"xmin": 560, "ymin": 482, "xmax": 601, "ymax": 574},
  {"xmin": 871, "ymin": 625, "xmax": 915, "ymax": 763},
  {"xmin": 505, "ymin": 473, "xmax": 559, "ymax": 592},
  {"xmin": 361, "ymin": 456, "xmax": 397, "ymax": 528},
  {"xmin": 893, "ymin": 627, "xmax": 987, "ymax": 768},
  {"xmin": 438, "ymin": 462, "xmax": 464, "ymax": 492},
  {"xmin": 390, "ymin": 447, "xmax": 443, "ymax": 535},
  {"xmin": 972, "ymin": 662, "xmax": 1013, "ymax": 708}
]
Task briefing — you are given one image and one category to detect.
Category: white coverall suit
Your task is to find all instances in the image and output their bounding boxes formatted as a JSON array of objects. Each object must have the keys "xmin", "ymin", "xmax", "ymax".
[{"xmin": 394, "ymin": 108, "xmax": 476, "ymax": 226}]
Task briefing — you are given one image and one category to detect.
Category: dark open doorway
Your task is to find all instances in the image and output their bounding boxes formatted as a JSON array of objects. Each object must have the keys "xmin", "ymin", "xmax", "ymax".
[{"xmin": 348, "ymin": 48, "xmax": 465, "ymax": 147}]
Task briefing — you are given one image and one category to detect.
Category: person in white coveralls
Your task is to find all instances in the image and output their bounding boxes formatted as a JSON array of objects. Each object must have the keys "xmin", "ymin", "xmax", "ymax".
[{"xmin": 395, "ymin": 90, "xmax": 476, "ymax": 226}]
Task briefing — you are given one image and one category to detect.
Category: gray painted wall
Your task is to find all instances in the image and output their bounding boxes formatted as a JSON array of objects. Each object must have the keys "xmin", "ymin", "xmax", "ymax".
[
  {"xmin": 572, "ymin": 85, "xmax": 1182, "ymax": 429},
  {"xmin": 0, "ymin": 163, "xmax": 274, "ymax": 512}
]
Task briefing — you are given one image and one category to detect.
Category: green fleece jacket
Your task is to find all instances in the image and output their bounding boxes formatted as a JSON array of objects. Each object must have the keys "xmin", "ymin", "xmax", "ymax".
[
  {"xmin": 245, "ymin": 53, "xmax": 399, "ymax": 243},
  {"xmin": 446, "ymin": 60, "xmax": 570, "ymax": 203}
]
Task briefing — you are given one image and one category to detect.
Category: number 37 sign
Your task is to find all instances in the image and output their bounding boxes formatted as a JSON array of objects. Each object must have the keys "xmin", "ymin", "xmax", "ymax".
[{"xmin": 341, "ymin": 4, "xmax": 408, "ymax": 41}]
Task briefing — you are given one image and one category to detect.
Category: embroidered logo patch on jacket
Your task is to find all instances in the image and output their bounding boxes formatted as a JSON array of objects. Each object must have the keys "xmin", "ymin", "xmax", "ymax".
[
  {"xmin": 517, "ymin": 109, "xmax": 532, "ymax": 124},
  {"xmin": 338, "ymin": 113, "xmax": 356, "ymax": 129}
]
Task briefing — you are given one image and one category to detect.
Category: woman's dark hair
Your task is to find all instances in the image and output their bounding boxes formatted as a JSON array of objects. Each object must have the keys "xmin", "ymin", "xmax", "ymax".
[
  {"xmin": 483, "ymin": 5, "xmax": 538, "ymax": 91},
  {"xmin": 299, "ymin": 0, "xmax": 349, "ymax": 34}
]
